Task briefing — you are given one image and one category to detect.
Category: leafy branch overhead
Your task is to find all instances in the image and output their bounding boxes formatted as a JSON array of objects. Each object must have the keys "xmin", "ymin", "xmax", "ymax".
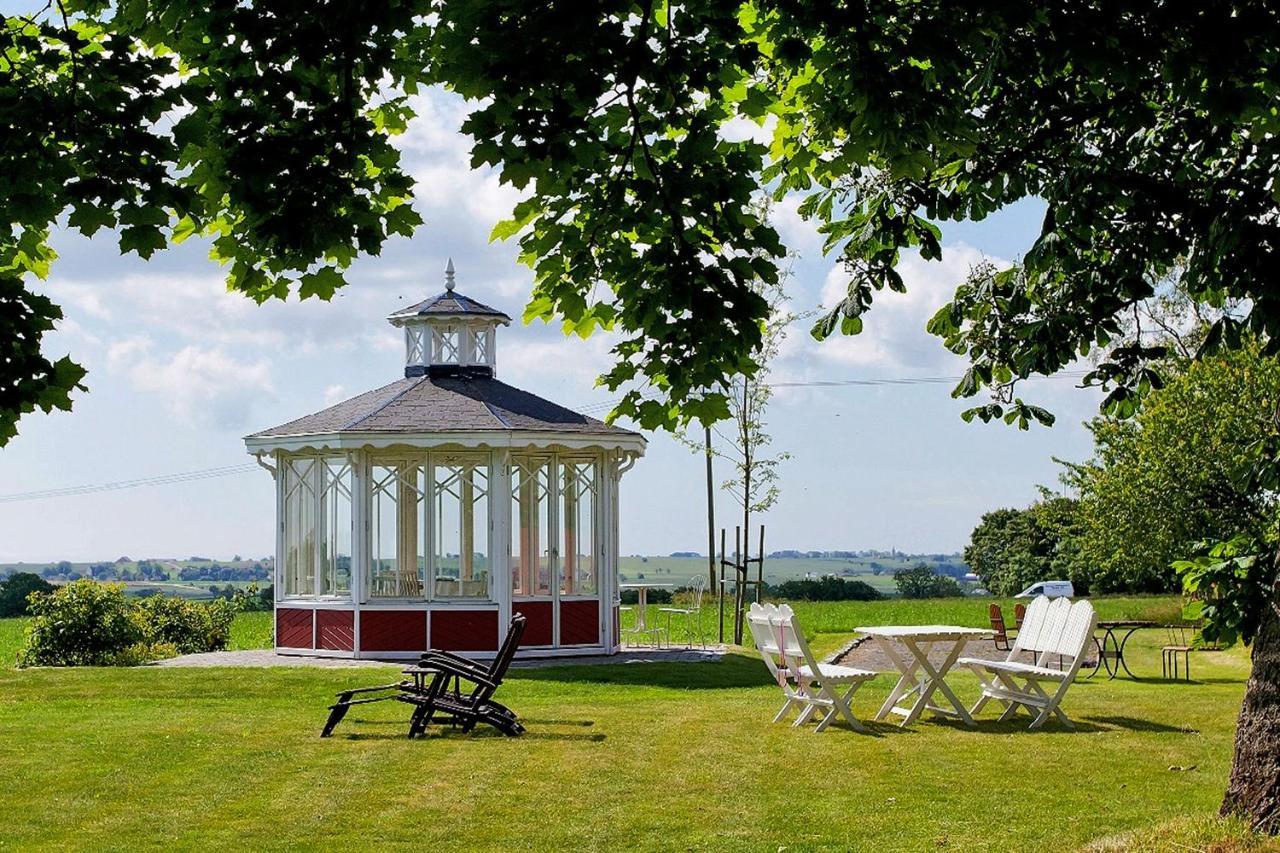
[
  {"xmin": 5, "ymin": 1, "xmax": 1279, "ymax": 444},
  {"xmin": 1, "ymin": 0, "xmax": 428, "ymax": 442}
]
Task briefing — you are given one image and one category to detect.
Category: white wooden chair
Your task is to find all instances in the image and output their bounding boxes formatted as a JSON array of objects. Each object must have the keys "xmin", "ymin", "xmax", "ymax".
[
  {"xmin": 746, "ymin": 602, "xmax": 877, "ymax": 732},
  {"xmin": 959, "ymin": 595, "xmax": 1097, "ymax": 730}
]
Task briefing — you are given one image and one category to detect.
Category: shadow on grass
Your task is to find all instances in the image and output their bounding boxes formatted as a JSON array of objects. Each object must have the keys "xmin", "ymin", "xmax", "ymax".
[
  {"xmin": 505, "ymin": 652, "xmax": 772, "ymax": 690},
  {"xmin": 923, "ymin": 714, "xmax": 1197, "ymax": 735}
]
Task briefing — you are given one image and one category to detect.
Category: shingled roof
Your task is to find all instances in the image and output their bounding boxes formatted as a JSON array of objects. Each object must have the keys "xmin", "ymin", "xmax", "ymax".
[
  {"xmin": 388, "ymin": 291, "xmax": 511, "ymax": 322},
  {"xmin": 248, "ymin": 376, "xmax": 635, "ymax": 438}
]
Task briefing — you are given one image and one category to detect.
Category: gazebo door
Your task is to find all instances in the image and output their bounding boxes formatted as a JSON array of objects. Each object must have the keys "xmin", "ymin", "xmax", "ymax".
[{"xmin": 511, "ymin": 454, "xmax": 601, "ymax": 648}]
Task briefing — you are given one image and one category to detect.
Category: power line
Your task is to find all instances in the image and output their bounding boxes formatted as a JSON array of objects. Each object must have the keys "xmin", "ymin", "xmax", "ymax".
[
  {"xmin": 3, "ymin": 370, "xmax": 1092, "ymax": 504},
  {"xmin": 0, "ymin": 463, "xmax": 260, "ymax": 504}
]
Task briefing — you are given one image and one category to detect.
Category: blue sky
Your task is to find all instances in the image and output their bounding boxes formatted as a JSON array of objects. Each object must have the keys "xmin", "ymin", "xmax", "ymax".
[{"xmin": 0, "ymin": 88, "xmax": 1104, "ymax": 562}]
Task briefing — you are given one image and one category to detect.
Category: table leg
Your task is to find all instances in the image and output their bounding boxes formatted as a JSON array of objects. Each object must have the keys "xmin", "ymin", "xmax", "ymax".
[
  {"xmin": 1115, "ymin": 627, "xmax": 1141, "ymax": 679},
  {"xmin": 873, "ymin": 637, "xmax": 922, "ymax": 722},
  {"xmin": 900, "ymin": 638, "xmax": 973, "ymax": 727}
]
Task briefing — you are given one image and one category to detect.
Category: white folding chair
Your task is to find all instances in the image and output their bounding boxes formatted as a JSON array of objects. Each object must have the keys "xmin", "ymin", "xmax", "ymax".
[
  {"xmin": 960, "ymin": 596, "xmax": 1098, "ymax": 729},
  {"xmin": 747, "ymin": 603, "xmax": 877, "ymax": 732}
]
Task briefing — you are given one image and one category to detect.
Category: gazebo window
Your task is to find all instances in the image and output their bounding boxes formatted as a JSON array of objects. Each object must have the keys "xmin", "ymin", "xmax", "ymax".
[
  {"xmin": 511, "ymin": 457, "xmax": 552, "ymax": 596},
  {"xmin": 371, "ymin": 464, "xmax": 421, "ymax": 597},
  {"xmin": 560, "ymin": 459, "xmax": 597, "ymax": 596},
  {"xmin": 432, "ymin": 326, "xmax": 461, "ymax": 363},
  {"xmin": 320, "ymin": 459, "xmax": 353, "ymax": 595},
  {"xmin": 282, "ymin": 458, "xmax": 316, "ymax": 597},
  {"xmin": 473, "ymin": 327, "xmax": 493, "ymax": 365},
  {"xmin": 432, "ymin": 457, "xmax": 489, "ymax": 598},
  {"xmin": 406, "ymin": 326, "xmax": 427, "ymax": 367}
]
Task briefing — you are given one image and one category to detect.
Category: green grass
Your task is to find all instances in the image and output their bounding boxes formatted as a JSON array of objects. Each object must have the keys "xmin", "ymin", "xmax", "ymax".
[{"xmin": 0, "ymin": 597, "xmax": 1261, "ymax": 850}]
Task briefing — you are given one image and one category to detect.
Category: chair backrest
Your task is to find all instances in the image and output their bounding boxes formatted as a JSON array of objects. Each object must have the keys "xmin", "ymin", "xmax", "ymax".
[
  {"xmin": 485, "ymin": 614, "xmax": 527, "ymax": 687},
  {"xmin": 989, "ymin": 603, "xmax": 1008, "ymax": 643},
  {"xmin": 1014, "ymin": 603, "xmax": 1026, "ymax": 630},
  {"xmin": 1050, "ymin": 599, "xmax": 1097, "ymax": 663},
  {"xmin": 688, "ymin": 575, "xmax": 707, "ymax": 610},
  {"xmin": 1009, "ymin": 595, "xmax": 1052, "ymax": 657},
  {"xmin": 747, "ymin": 602, "xmax": 820, "ymax": 681}
]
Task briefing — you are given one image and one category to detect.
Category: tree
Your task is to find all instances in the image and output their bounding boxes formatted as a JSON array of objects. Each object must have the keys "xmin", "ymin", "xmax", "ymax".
[
  {"xmin": 2, "ymin": 3, "xmax": 425, "ymax": 443},
  {"xmin": 965, "ymin": 498, "xmax": 1089, "ymax": 597},
  {"xmin": 1063, "ymin": 345, "xmax": 1280, "ymax": 594},
  {"xmin": 894, "ymin": 564, "xmax": 962, "ymax": 600},
  {"xmin": 0, "ymin": 572, "xmax": 56, "ymax": 617}
]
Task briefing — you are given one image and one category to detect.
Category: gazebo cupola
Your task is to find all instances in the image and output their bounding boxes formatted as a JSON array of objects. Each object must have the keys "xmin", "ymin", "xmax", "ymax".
[
  {"xmin": 244, "ymin": 259, "xmax": 645, "ymax": 661},
  {"xmin": 389, "ymin": 259, "xmax": 511, "ymax": 379}
]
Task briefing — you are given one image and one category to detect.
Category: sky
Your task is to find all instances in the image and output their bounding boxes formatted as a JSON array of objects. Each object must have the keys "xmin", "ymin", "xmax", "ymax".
[{"xmin": 0, "ymin": 87, "xmax": 1105, "ymax": 563}]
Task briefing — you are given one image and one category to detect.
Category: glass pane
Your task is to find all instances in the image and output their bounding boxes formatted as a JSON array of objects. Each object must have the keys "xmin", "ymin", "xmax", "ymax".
[
  {"xmin": 511, "ymin": 458, "xmax": 551, "ymax": 596},
  {"xmin": 320, "ymin": 459, "xmax": 352, "ymax": 596},
  {"xmin": 283, "ymin": 458, "xmax": 315, "ymax": 597},
  {"xmin": 561, "ymin": 460, "xmax": 597, "ymax": 595},
  {"xmin": 434, "ymin": 327, "xmax": 460, "ymax": 363},
  {"xmin": 433, "ymin": 459, "xmax": 488, "ymax": 598}
]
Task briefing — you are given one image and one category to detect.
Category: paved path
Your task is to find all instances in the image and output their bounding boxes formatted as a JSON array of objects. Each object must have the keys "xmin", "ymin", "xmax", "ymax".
[{"xmin": 153, "ymin": 646, "xmax": 725, "ymax": 669}]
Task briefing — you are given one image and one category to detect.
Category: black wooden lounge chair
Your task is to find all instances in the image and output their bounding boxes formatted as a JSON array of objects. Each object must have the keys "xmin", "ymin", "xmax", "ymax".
[{"xmin": 321, "ymin": 614, "xmax": 527, "ymax": 738}]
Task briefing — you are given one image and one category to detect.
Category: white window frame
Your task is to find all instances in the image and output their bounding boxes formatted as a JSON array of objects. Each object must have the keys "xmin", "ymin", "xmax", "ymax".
[{"xmin": 279, "ymin": 453, "xmax": 355, "ymax": 602}]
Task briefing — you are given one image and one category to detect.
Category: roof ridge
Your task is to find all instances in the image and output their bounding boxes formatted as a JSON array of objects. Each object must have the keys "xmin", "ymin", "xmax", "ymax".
[
  {"xmin": 342, "ymin": 377, "xmax": 427, "ymax": 430},
  {"xmin": 482, "ymin": 400, "xmax": 513, "ymax": 429}
]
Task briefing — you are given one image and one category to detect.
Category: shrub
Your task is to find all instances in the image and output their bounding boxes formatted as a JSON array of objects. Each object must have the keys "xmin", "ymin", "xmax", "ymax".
[
  {"xmin": 620, "ymin": 588, "xmax": 673, "ymax": 604},
  {"xmin": 17, "ymin": 580, "xmax": 241, "ymax": 666},
  {"xmin": 894, "ymin": 564, "xmax": 964, "ymax": 599},
  {"xmin": 133, "ymin": 595, "xmax": 238, "ymax": 654},
  {"xmin": 18, "ymin": 580, "xmax": 142, "ymax": 666},
  {"xmin": 771, "ymin": 577, "xmax": 882, "ymax": 602},
  {"xmin": 0, "ymin": 572, "xmax": 56, "ymax": 617}
]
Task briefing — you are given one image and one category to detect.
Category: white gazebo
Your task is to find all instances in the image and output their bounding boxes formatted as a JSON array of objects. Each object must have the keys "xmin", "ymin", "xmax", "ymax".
[{"xmin": 244, "ymin": 261, "xmax": 645, "ymax": 658}]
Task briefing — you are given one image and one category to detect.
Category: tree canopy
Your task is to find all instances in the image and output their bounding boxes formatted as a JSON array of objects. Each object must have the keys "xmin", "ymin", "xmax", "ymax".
[{"xmin": 964, "ymin": 497, "xmax": 1087, "ymax": 597}]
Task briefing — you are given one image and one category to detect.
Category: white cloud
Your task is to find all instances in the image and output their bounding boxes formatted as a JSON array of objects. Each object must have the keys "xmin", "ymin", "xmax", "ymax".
[
  {"xmin": 107, "ymin": 336, "xmax": 274, "ymax": 428},
  {"xmin": 816, "ymin": 243, "xmax": 1004, "ymax": 372},
  {"xmin": 322, "ymin": 384, "xmax": 347, "ymax": 405}
]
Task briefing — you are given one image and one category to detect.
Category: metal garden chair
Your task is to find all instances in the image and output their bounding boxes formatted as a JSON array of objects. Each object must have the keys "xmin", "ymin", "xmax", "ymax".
[{"xmin": 658, "ymin": 576, "xmax": 708, "ymax": 648}]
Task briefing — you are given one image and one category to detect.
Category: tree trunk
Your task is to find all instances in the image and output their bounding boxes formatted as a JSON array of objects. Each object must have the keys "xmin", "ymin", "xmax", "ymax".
[{"xmin": 1221, "ymin": 564, "xmax": 1280, "ymax": 832}]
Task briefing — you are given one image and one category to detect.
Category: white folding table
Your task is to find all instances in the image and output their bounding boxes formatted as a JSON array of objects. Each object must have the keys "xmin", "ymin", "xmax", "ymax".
[{"xmin": 857, "ymin": 625, "xmax": 992, "ymax": 727}]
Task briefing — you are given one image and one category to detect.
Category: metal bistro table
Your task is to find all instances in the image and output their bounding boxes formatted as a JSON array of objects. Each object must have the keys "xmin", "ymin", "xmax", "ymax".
[
  {"xmin": 619, "ymin": 582, "xmax": 673, "ymax": 647},
  {"xmin": 1088, "ymin": 620, "xmax": 1157, "ymax": 680},
  {"xmin": 858, "ymin": 625, "xmax": 992, "ymax": 727}
]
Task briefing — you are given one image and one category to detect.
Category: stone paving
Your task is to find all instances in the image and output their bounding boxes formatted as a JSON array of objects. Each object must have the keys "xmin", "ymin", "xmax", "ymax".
[{"xmin": 153, "ymin": 645, "xmax": 725, "ymax": 669}]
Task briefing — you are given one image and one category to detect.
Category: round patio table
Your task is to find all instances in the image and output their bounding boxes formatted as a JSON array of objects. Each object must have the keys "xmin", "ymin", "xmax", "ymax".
[{"xmin": 1087, "ymin": 620, "xmax": 1156, "ymax": 680}]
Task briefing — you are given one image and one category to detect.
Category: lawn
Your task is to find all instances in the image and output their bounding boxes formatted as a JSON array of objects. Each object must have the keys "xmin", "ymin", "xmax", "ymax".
[{"xmin": 0, "ymin": 596, "xmax": 1265, "ymax": 850}]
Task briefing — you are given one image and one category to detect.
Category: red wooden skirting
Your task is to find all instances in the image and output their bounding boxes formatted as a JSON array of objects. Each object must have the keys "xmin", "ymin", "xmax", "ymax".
[
  {"xmin": 316, "ymin": 610, "xmax": 355, "ymax": 651},
  {"xmin": 276, "ymin": 608, "xmax": 314, "ymax": 649},
  {"xmin": 560, "ymin": 600, "xmax": 599, "ymax": 646},
  {"xmin": 431, "ymin": 610, "xmax": 499, "ymax": 651},
  {"xmin": 513, "ymin": 601, "xmax": 554, "ymax": 646},
  {"xmin": 361, "ymin": 610, "xmax": 427, "ymax": 652}
]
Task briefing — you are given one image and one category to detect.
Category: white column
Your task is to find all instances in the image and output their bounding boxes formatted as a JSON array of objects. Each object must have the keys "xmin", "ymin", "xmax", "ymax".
[
  {"xmin": 492, "ymin": 447, "xmax": 512, "ymax": 628},
  {"xmin": 351, "ymin": 450, "xmax": 368, "ymax": 656}
]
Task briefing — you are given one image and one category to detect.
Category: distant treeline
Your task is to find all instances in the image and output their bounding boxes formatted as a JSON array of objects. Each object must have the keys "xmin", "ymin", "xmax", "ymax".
[{"xmin": 2, "ymin": 560, "xmax": 270, "ymax": 584}]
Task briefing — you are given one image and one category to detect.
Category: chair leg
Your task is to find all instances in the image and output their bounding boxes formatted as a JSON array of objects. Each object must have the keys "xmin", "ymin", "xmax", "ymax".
[{"xmin": 320, "ymin": 691, "xmax": 355, "ymax": 737}]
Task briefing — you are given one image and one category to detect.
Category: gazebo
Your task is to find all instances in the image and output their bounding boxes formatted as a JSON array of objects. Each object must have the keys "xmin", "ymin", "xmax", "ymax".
[{"xmin": 244, "ymin": 261, "xmax": 646, "ymax": 658}]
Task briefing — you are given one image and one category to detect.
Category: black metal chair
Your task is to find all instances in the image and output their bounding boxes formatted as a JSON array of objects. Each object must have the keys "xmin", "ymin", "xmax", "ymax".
[{"xmin": 321, "ymin": 614, "xmax": 527, "ymax": 738}]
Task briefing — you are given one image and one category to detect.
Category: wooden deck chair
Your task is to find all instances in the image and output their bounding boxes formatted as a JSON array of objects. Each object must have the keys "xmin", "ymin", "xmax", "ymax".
[
  {"xmin": 989, "ymin": 603, "xmax": 1011, "ymax": 651},
  {"xmin": 321, "ymin": 614, "xmax": 526, "ymax": 738},
  {"xmin": 746, "ymin": 603, "xmax": 877, "ymax": 732},
  {"xmin": 959, "ymin": 596, "xmax": 1097, "ymax": 730}
]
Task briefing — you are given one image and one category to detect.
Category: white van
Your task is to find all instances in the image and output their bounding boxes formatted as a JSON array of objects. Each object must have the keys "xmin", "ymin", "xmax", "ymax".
[{"xmin": 1015, "ymin": 580, "xmax": 1075, "ymax": 599}]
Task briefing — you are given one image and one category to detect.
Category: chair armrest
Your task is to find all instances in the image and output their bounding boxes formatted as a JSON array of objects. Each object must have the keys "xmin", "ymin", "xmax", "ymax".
[
  {"xmin": 407, "ymin": 659, "xmax": 494, "ymax": 686},
  {"xmin": 421, "ymin": 649, "xmax": 487, "ymax": 672}
]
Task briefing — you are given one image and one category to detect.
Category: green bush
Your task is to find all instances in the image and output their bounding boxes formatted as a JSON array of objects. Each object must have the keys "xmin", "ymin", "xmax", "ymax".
[
  {"xmin": 770, "ymin": 577, "xmax": 882, "ymax": 602},
  {"xmin": 133, "ymin": 595, "xmax": 238, "ymax": 654},
  {"xmin": 894, "ymin": 564, "xmax": 964, "ymax": 599},
  {"xmin": 0, "ymin": 572, "xmax": 56, "ymax": 617},
  {"xmin": 18, "ymin": 580, "xmax": 142, "ymax": 666},
  {"xmin": 17, "ymin": 580, "xmax": 241, "ymax": 667}
]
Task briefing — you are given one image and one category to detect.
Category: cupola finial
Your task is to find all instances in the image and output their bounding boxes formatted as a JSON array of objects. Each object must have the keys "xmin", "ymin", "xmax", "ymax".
[{"xmin": 445, "ymin": 258, "xmax": 456, "ymax": 292}]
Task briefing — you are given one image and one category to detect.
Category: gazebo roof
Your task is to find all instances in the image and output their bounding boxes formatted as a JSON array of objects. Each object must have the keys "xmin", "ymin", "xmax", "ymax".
[
  {"xmin": 387, "ymin": 291, "xmax": 512, "ymax": 323},
  {"xmin": 247, "ymin": 375, "xmax": 637, "ymax": 441}
]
